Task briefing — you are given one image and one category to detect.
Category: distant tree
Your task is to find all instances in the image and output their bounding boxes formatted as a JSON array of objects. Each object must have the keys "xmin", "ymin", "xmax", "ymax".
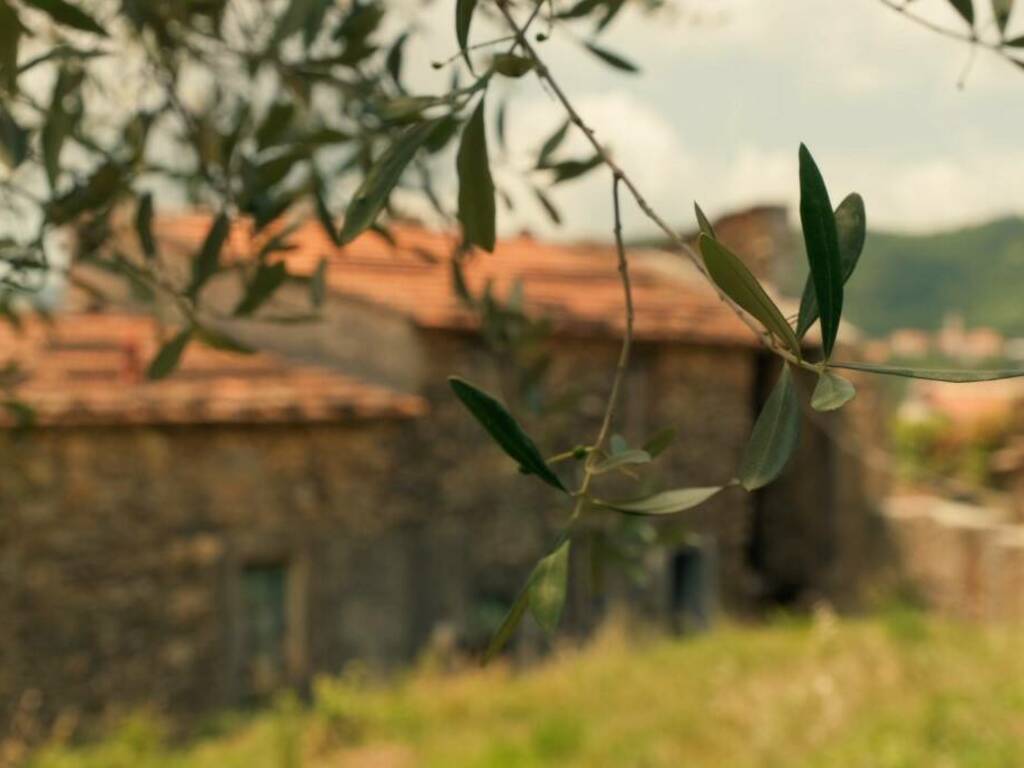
[{"xmin": 0, "ymin": 0, "xmax": 1022, "ymax": 656}]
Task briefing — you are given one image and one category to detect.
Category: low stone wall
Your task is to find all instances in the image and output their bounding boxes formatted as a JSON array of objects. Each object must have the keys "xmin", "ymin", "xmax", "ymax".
[{"xmin": 884, "ymin": 495, "xmax": 1024, "ymax": 621}]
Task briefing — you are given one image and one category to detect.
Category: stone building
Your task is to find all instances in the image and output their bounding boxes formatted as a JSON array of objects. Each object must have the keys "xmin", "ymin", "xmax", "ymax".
[{"xmin": 1, "ymin": 212, "xmax": 883, "ymax": 732}]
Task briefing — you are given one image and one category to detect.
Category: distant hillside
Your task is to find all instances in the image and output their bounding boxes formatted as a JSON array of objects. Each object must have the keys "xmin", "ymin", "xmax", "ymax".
[
  {"xmin": 627, "ymin": 216, "xmax": 1024, "ymax": 338},
  {"xmin": 776, "ymin": 216, "xmax": 1024, "ymax": 338}
]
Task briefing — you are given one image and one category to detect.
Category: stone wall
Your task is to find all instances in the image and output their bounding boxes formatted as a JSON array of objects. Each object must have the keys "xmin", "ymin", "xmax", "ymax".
[
  {"xmin": 883, "ymin": 495, "xmax": 1024, "ymax": 622},
  {"xmin": 0, "ymin": 328, "xmax": 882, "ymax": 736}
]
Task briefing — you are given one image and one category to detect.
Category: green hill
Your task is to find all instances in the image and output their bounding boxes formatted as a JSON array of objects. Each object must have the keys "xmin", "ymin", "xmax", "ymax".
[{"xmin": 779, "ymin": 216, "xmax": 1024, "ymax": 338}]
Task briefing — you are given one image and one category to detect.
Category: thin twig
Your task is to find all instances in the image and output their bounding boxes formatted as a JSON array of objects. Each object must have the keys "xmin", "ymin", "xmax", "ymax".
[
  {"xmin": 567, "ymin": 174, "xmax": 636, "ymax": 524},
  {"xmin": 494, "ymin": 0, "xmax": 814, "ymax": 373},
  {"xmin": 875, "ymin": 0, "xmax": 1024, "ymax": 72},
  {"xmin": 434, "ymin": 35, "xmax": 518, "ymax": 67},
  {"xmin": 591, "ymin": 175, "xmax": 634, "ymax": 454}
]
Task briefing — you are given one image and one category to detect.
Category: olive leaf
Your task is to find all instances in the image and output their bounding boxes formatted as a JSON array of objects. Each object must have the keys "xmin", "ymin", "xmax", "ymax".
[
  {"xmin": 811, "ymin": 370, "xmax": 857, "ymax": 412},
  {"xmin": 831, "ymin": 361, "xmax": 1024, "ymax": 382},
  {"xmin": 22, "ymin": 0, "xmax": 107, "ymax": 36},
  {"xmin": 193, "ymin": 324, "xmax": 255, "ymax": 354},
  {"xmin": 135, "ymin": 193, "xmax": 157, "ymax": 260},
  {"xmin": 449, "ymin": 377, "xmax": 567, "ymax": 492},
  {"xmin": 456, "ymin": 0, "xmax": 478, "ymax": 72},
  {"xmin": 187, "ymin": 212, "xmax": 230, "ymax": 299},
  {"xmin": 609, "ymin": 433, "xmax": 628, "ymax": 455},
  {"xmin": 694, "ymin": 202, "xmax": 716, "ymax": 238},
  {"xmin": 583, "ymin": 41, "xmax": 639, "ymax": 72},
  {"xmin": 594, "ymin": 486, "xmax": 723, "ymax": 515},
  {"xmin": 483, "ymin": 538, "xmax": 571, "ymax": 662},
  {"xmin": 0, "ymin": 1, "xmax": 21, "ymax": 94},
  {"xmin": 314, "ymin": 176, "xmax": 340, "ymax": 246},
  {"xmin": 457, "ymin": 99, "xmax": 496, "ymax": 252},
  {"xmin": 0, "ymin": 105, "xmax": 28, "ymax": 170},
  {"xmin": 699, "ymin": 234, "xmax": 800, "ymax": 356},
  {"xmin": 992, "ymin": 0, "xmax": 1014, "ymax": 33},
  {"xmin": 642, "ymin": 426, "xmax": 677, "ymax": 458},
  {"xmin": 796, "ymin": 193, "xmax": 865, "ymax": 340},
  {"xmin": 255, "ymin": 102, "xmax": 295, "ymax": 150},
  {"xmin": 739, "ymin": 365, "xmax": 801, "ymax": 491},
  {"xmin": 483, "ymin": 589, "xmax": 529, "ymax": 664},
  {"xmin": 46, "ymin": 161, "xmax": 122, "ymax": 225},
  {"xmin": 310, "ymin": 258, "xmax": 328, "ymax": 308},
  {"xmin": 492, "ymin": 53, "xmax": 535, "ymax": 78},
  {"xmin": 533, "ymin": 186, "xmax": 562, "ymax": 225},
  {"xmin": 528, "ymin": 540, "xmax": 571, "ymax": 634},
  {"xmin": 537, "ymin": 120, "xmax": 570, "ymax": 168},
  {"xmin": 798, "ymin": 144, "xmax": 843, "ymax": 358},
  {"xmin": 340, "ymin": 118, "xmax": 442, "ymax": 244},
  {"xmin": 42, "ymin": 65, "xmax": 85, "ymax": 188},
  {"xmin": 590, "ymin": 449, "xmax": 652, "ymax": 475},
  {"xmin": 548, "ymin": 155, "xmax": 603, "ymax": 184},
  {"xmin": 147, "ymin": 328, "xmax": 193, "ymax": 380},
  {"xmin": 234, "ymin": 262, "xmax": 288, "ymax": 316},
  {"xmin": 947, "ymin": 0, "xmax": 975, "ymax": 26}
]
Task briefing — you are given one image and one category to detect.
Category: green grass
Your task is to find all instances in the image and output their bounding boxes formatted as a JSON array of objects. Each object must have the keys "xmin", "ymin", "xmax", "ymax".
[{"xmin": 27, "ymin": 610, "xmax": 1024, "ymax": 767}]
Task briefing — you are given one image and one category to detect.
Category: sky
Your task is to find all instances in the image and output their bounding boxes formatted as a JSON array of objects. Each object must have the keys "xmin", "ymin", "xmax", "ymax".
[{"xmin": 399, "ymin": 0, "xmax": 1024, "ymax": 241}]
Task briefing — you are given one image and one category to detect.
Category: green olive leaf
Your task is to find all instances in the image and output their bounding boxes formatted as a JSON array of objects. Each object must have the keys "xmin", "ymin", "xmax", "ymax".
[
  {"xmin": 340, "ymin": 118, "xmax": 442, "ymax": 244},
  {"xmin": 456, "ymin": 0, "xmax": 478, "ymax": 72},
  {"xmin": 528, "ymin": 540, "xmax": 571, "ymax": 635},
  {"xmin": 798, "ymin": 143, "xmax": 843, "ymax": 358},
  {"xmin": 811, "ymin": 370, "xmax": 857, "ymax": 412},
  {"xmin": 457, "ymin": 99, "xmax": 496, "ymax": 252},
  {"xmin": 22, "ymin": 0, "xmax": 107, "ymax": 36},
  {"xmin": 796, "ymin": 192, "xmax": 865, "ymax": 340},
  {"xmin": 947, "ymin": 0, "xmax": 975, "ymax": 26},
  {"xmin": 739, "ymin": 365, "xmax": 801, "ymax": 491},
  {"xmin": 831, "ymin": 361, "xmax": 1024, "ymax": 382},
  {"xmin": 590, "ymin": 449, "xmax": 652, "ymax": 475},
  {"xmin": 449, "ymin": 377, "xmax": 567, "ymax": 492},
  {"xmin": 594, "ymin": 486, "xmax": 723, "ymax": 515},
  {"xmin": 699, "ymin": 234, "xmax": 800, "ymax": 356},
  {"xmin": 147, "ymin": 328, "xmax": 193, "ymax": 380},
  {"xmin": 234, "ymin": 262, "xmax": 288, "ymax": 317},
  {"xmin": 694, "ymin": 202, "xmax": 716, "ymax": 238}
]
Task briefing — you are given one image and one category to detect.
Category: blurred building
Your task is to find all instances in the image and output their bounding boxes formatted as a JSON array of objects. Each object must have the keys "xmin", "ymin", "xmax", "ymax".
[
  {"xmin": 937, "ymin": 312, "xmax": 1005, "ymax": 363},
  {"xmin": 899, "ymin": 378, "xmax": 1024, "ymax": 432},
  {"xmin": 889, "ymin": 328, "xmax": 931, "ymax": 359},
  {"xmin": 0, "ymin": 209, "xmax": 884, "ymax": 730}
]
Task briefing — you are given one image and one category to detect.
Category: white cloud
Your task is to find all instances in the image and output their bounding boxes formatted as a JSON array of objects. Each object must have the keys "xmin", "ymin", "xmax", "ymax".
[
  {"xmin": 401, "ymin": 0, "xmax": 1024, "ymax": 238},
  {"xmin": 495, "ymin": 90, "xmax": 695, "ymax": 239}
]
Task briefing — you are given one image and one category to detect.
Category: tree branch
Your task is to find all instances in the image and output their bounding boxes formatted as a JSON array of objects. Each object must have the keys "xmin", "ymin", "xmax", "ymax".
[
  {"xmin": 494, "ymin": 0, "xmax": 814, "ymax": 372},
  {"xmin": 875, "ymin": 0, "xmax": 1024, "ymax": 73},
  {"xmin": 591, "ymin": 174, "xmax": 634, "ymax": 455},
  {"xmin": 567, "ymin": 174, "xmax": 636, "ymax": 525}
]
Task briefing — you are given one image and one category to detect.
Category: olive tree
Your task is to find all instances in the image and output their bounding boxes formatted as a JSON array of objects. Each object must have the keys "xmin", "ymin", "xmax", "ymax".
[{"xmin": 0, "ymin": 0, "xmax": 1022, "ymax": 657}]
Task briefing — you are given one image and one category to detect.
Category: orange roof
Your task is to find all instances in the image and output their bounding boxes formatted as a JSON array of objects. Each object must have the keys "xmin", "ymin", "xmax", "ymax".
[
  {"xmin": 0, "ymin": 314, "xmax": 426, "ymax": 427},
  {"xmin": 148, "ymin": 214, "xmax": 759, "ymax": 346}
]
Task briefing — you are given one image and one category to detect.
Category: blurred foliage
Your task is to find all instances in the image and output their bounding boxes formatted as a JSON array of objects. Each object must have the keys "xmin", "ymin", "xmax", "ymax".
[
  {"xmin": 891, "ymin": 410, "xmax": 1010, "ymax": 489},
  {"xmin": 0, "ymin": 0, "xmax": 647, "ymax": 354}
]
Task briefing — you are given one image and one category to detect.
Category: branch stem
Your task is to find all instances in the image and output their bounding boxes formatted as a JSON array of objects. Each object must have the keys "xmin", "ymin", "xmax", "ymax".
[
  {"xmin": 567, "ymin": 174, "xmax": 635, "ymax": 524},
  {"xmin": 495, "ymin": 0, "xmax": 818, "ymax": 374},
  {"xmin": 874, "ymin": 0, "xmax": 1024, "ymax": 73}
]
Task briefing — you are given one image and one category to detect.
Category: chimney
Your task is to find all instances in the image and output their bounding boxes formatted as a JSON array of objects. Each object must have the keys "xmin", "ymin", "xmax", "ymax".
[{"xmin": 711, "ymin": 205, "xmax": 794, "ymax": 284}]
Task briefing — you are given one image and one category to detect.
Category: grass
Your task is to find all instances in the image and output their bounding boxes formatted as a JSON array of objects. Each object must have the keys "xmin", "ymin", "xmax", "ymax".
[{"xmin": 26, "ymin": 609, "xmax": 1024, "ymax": 768}]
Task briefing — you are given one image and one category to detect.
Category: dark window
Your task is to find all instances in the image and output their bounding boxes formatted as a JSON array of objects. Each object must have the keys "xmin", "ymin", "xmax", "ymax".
[
  {"xmin": 240, "ymin": 562, "xmax": 288, "ymax": 699},
  {"xmin": 670, "ymin": 540, "xmax": 716, "ymax": 633}
]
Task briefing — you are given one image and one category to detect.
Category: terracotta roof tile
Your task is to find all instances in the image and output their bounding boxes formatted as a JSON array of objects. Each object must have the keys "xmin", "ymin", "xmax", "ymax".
[
  {"xmin": 0, "ymin": 314, "xmax": 426, "ymax": 428},
  {"xmin": 151, "ymin": 215, "xmax": 761, "ymax": 347}
]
